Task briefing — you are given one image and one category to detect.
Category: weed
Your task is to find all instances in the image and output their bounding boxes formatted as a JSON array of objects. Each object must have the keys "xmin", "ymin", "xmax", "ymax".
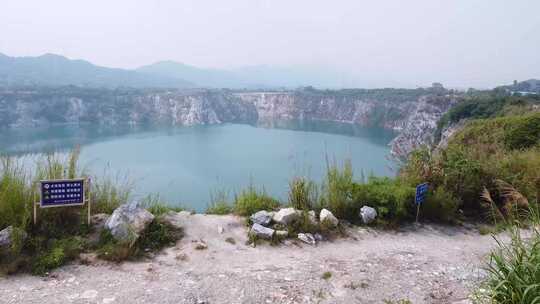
[
  {"xmin": 321, "ymin": 271, "xmax": 332, "ymax": 280},
  {"xmin": 234, "ymin": 185, "xmax": 280, "ymax": 216}
]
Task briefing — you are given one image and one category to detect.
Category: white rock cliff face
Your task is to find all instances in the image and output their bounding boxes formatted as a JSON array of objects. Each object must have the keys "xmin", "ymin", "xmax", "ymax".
[{"xmin": 0, "ymin": 89, "xmax": 460, "ymax": 155}]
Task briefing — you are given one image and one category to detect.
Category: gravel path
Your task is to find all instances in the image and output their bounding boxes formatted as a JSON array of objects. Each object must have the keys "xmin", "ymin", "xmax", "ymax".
[{"xmin": 0, "ymin": 213, "xmax": 496, "ymax": 304}]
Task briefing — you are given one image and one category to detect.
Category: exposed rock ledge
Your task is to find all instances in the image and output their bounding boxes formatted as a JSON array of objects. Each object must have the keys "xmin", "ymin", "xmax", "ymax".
[{"xmin": 0, "ymin": 88, "xmax": 461, "ymax": 155}]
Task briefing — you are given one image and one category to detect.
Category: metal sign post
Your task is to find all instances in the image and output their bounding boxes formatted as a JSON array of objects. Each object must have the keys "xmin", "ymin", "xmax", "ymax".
[
  {"xmin": 33, "ymin": 177, "xmax": 91, "ymax": 226},
  {"xmin": 415, "ymin": 182, "xmax": 429, "ymax": 223}
]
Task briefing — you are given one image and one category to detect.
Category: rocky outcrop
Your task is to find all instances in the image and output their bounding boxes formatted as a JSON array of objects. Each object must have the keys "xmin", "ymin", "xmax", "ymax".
[{"xmin": 0, "ymin": 87, "xmax": 461, "ymax": 155}]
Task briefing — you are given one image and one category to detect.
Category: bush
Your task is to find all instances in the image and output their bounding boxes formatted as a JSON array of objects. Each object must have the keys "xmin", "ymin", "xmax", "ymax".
[
  {"xmin": 351, "ymin": 177, "xmax": 415, "ymax": 225},
  {"xmin": 288, "ymin": 176, "xmax": 318, "ymax": 211},
  {"xmin": 422, "ymin": 186, "xmax": 460, "ymax": 223},
  {"xmin": 31, "ymin": 236, "xmax": 85, "ymax": 275},
  {"xmin": 234, "ymin": 185, "xmax": 280, "ymax": 216},
  {"xmin": 401, "ymin": 112, "xmax": 540, "ymax": 219}
]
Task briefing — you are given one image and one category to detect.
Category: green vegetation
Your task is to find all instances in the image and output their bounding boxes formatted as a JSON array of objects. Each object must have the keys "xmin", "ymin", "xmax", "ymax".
[
  {"xmin": 402, "ymin": 112, "xmax": 540, "ymax": 219},
  {"xmin": 321, "ymin": 271, "xmax": 332, "ymax": 280},
  {"xmin": 288, "ymin": 176, "xmax": 319, "ymax": 211},
  {"xmin": 206, "ymin": 189, "xmax": 234, "ymax": 214},
  {"xmin": 479, "ymin": 207, "xmax": 540, "ymax": 303},
  {"xmin": 233, "ymin": 185, "xmax": 280, "ymax": 216},
  {"xmin": 0, "ymin": 150, "xmax": 183, "ymax": 275}
]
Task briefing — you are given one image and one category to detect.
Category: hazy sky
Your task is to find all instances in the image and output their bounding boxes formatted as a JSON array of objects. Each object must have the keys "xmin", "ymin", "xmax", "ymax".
[{"xmin": 1, "ymin": 0, "xmax": 539, "ymax": 88}]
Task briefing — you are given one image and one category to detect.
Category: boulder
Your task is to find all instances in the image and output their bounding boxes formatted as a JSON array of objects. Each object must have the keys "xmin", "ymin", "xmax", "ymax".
[
  {"xmin": 250, "ymin": 210, "xmax": 273, "ymax": 226},
  {"xmin": 298, "ymin": 233, "xmax": 316, "ymax": 245},
  {"xmin": 360, "ymin": 206, "xmax": 378, "ymax": 224},
  {"xmin": 104, "ymin": 202, "xmax": 155, "ymax": 245},
  {"xmin": 250, "ymin": 223, "xmax": 275, "ymax": 240},
  {"xmin": 272, "ymin": 208, "xmax": 299, "ymax": 225},
  {"xmin": 0, "ymin": 226, "xmax": 27, "ymax": 256},
  {"xmin": 320, "ymin": 209, "xmax": 339, "ymax": 227},
  {"xmin": 314, "ymin": 233, "xmax": 324, "ymax": 242}
]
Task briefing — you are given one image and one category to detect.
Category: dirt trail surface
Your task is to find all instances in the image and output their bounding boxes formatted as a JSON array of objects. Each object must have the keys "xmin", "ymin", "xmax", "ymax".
[{"xmin": 0, "ymin": 212, "xmax": 496, "ymax": 304}]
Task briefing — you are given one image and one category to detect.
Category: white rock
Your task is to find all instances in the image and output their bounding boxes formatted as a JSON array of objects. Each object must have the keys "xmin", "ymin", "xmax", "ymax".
[
  {"xmin": 359, "ymin": 206, "xmax": 378, "ymax": 224},
  {"xmin": 272, "ymin": 208, "xmax": 299, "ymax": 225},
  {"xmin": 298, "ymin": 233, "xmax": 316, "ymax": 245},
  {"xmin": 0, "ymin": 226, "xmax": 27, "ymax": 255},
  {"xmin": 250, "ymin": 223, "xmax": 275, "ymax": 239},
  {"xmin": 319, "ymin": 209, "xmax": 338, "ymax": 227},
  {"xmin": 104, "ymin": 202, "xmax": 155, "ymax": 245},
  {"xmin": 250, "ymin": 210, "xmax": 273, "ymax": 226}
]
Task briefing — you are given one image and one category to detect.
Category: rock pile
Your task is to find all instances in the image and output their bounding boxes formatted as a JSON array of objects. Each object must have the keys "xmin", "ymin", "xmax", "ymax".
[{"xmin": 248, "ymin": 208, "xmax": 340, "ymax": 245}]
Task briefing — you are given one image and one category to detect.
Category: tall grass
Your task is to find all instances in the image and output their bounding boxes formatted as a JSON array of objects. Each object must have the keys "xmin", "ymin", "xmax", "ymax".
[
  {"xmin": 0, "ymin": 157, "xmax": 32, "ymax": 230},
  {"xmin": 320, "ymin": 159, "xmax": 354, "ymax": 219},
  {"xmin": 483, "ymin": 207, "xmax": 540, "ymax": 303},
  {"xmin": 288, "ymin": 176, "xmax": 319, "ymax": 211},
  {"xmin": 233, "ymin": 185, "xmax": 280, "ymax": 216},
  {"xmin": 90, "ymin": 172, "xmax": 133, "ymax": 214}
]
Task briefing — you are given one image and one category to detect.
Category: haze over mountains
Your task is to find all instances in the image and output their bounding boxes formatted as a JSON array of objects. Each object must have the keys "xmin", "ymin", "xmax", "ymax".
[{"xmin": 0, "ymin": 53, "xmax": 350, "ymax": 89}]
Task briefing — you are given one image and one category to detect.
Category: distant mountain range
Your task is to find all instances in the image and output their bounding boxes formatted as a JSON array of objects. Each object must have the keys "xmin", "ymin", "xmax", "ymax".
[
  {"xmin": 0, "ymin": 53, "xmax": 351, "ymax": 89},
  {"xmin": 0, "ymin": 53, "xmax": 194, "ymax": 88},
  {"xmin": 1, "ymin": 52, "xmax": 538, "ymax": 91}
]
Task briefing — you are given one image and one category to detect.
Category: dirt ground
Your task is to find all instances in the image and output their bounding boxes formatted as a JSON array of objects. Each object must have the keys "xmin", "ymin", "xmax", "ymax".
[{"xmin": 0, "ymin": 212, "xmax": 496, "ymax": 304}]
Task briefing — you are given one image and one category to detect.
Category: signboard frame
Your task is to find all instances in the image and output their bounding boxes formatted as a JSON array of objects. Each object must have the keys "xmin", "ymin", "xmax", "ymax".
[
  {"xmin": 39, "ymin": 178, "xmax": 86, "ymax": 208},
  {"xmin": 33, "ymin": 177, "xmax": 92, "ymax": 226}
]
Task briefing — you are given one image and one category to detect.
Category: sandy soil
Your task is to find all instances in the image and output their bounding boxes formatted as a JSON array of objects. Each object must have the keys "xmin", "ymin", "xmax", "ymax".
[{"xmin": 0, "ymin": 212, "xmax": 496, "ymax": 304}]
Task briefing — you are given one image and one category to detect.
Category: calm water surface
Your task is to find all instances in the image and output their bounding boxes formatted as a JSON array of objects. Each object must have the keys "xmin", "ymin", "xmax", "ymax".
[{"xmin": 0, "ymin": 121, "xmax": 396, "ymax": 211}]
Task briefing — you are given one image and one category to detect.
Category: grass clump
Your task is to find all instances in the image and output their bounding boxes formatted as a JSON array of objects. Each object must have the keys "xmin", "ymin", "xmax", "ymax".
[
  {"xmin": 90, "ymin": 172, "xmax": 132, "ymax": 214},
  {"xmin": 31, "ymin": 236, "xmax": 85, "ymax": 275},
  {"xmin": 234, "ymin": 185, "xmax": 280, "ymax": 216},
  {"xmin": 481, "ymin": 208, "xmax": 540, "ymax": 303},
  {"xmin": 0, "ymin": 157, "xmax": 32, "ymax": 230},
  {"xmin": 288, "ymin": 176, "xmax": 318, "ymax": 211},
  {"xmin": 97, "ymin": 220, "xmax": 182, "ymax": 262},
  {"xmin": 206, "ymin": 188, "xmax": 233, "ymax": 214},
  {"xmin": 141, "ymin": 193, "xmax": 184, "ymax": 216},
  {"xmin": 322, "ymin": 271, "xmax": 332, "ymax": 280},
  {"xmin": 320, "ymin": 159, "xmax": 354, "ymax": 220}
]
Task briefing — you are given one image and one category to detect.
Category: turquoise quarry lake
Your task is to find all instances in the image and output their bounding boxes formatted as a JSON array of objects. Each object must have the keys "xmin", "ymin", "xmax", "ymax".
[{"xmin": 0, "ymin": 121, "xmax": 397, "ymax": 212}]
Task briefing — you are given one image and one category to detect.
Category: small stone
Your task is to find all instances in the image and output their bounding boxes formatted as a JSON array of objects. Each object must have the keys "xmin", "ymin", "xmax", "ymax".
[
  {"xmin": 314, "ymin": 233, "xmax": 324, "ymax": 242},
  {"xmin": 194, "ymin": 240, "xmax": 208, "ymax": 250},
  {"xmin": 308, "ymin": 210, "xmax": 318, "ymax": 225},
  {"xmin": 250, "ymin": 223, "xmax": 275, "ymax": 239},
  {"xmin": 250, "ymin": 210, "xmax": 273, "ymax": 226},
  {"xmin": 217, "ymin": 226, "xmax": 224, "ymax": 234},
  {"xmin": 298, "ymin": 233, "xmax": 316, "ymax": 245},
  {"xmin": 359, "ymin": 206, "xmax": 377, "ymax": 224},
  {"xmin": 319, "ymin": 209, "xmax": 338, "ymax": 227}
]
